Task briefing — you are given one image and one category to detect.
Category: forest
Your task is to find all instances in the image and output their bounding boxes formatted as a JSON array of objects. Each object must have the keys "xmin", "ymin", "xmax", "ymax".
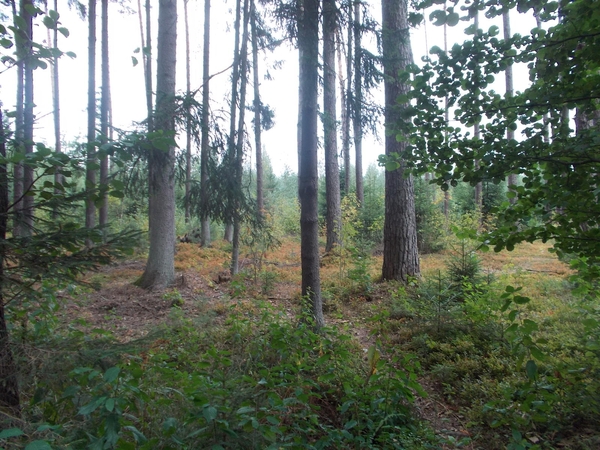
[{"xmin": 0, "ymin": 0, "xmax": 599, "ymax": 448}]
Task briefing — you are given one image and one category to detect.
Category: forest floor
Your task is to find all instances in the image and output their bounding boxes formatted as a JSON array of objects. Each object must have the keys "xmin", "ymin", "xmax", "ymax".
[{"xmin": 64, "ymin": 238, "xmax": 571, "ymax": 449}]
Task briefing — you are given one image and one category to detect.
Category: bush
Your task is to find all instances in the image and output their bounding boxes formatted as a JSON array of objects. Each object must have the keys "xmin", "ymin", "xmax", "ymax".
[{"xmin": 2, "ymin": 303, "xmax": 437, "ymax": 449}]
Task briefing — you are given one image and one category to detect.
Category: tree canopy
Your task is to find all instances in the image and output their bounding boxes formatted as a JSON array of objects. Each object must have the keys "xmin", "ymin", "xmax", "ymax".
[{"xmin": 398, "ymin": 0, "xmax": 600, "ymax": 261}]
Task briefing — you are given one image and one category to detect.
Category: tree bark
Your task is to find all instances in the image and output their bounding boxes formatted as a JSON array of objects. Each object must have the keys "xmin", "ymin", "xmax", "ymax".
[
  {"xmin": 336, "ymin": 29, "xmax": 350, "ymax": 197},
  {"xmin": 352, "ymin": 0, "xmax": 363, "ymax": 204},
  {"xmin": 85, "ymin": 0, "xmax": 97, "ymax": 234},
  {"xmin": 381, "ymin": 0, "xmax": 420, "ymax": 282},
  {"xmin": 200, "ymin": 0, "xmax": 211, "ymax": 246},
  {"xmin": 323, "ymin": 0, "xmax": 341, "ymax": 253},
  {"xmin": 443, "ymin": 1, "xmax": 450, "ymax": 219},
  {"xmin": 145, "ymin": 0, "xmax": 153, "ymax": 132},
  {"xmin": 251, "ymin": 0, "xmax": 264, "ymax": 217},
  {"xmin": 473, "ymin": 7, "xmax": 482, "ymax": 213},
  {"xmin": 503, "ymin": 10, "xmax": 517, "ymax": 204},
  {"xmin": 22, "ymin": 0, "xmax": 34, "ymax": 235},
  {"xmin": 231, "ymin": 0, "xmax": 250, "ymax": 276},
  {"xmin": 50, "ymin": 0, "xmax": 63, "ymax": 216},
  {"xmin": 138, "ymin": 0, "xmax": 177, "ymax": 289},
  {"xmin": 474, "ymin": 121, "xmax": 482, "ymax": 211},
  {"xmin": 298, "ymin": 0, "xmax": 324, "ymax": 329},
  {"xmin": 225, "ymin": 0, "xmax": 243, "ymax": 243},
  {"xmin": 184, "ymin": 0, "xmax": 192, "ymax": 223},
  {"xmin": 99, "ymin": 0, "xmax": 110, "ymax": 236},
  {"xmin": 12, "ymin": 1, "xmax": 24, "ymax": 237},
  {"xmin": 344, "ymin": 3, "xmax": 352, "ymax": 195}
]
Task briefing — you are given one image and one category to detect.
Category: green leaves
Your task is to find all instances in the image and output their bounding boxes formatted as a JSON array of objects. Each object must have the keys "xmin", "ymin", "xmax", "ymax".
[
  {"xmin": 428, "ymin": 8, "xmax": 460, "ymax": 27},
  {"xmin": 406, "ymin": 0, "xmax": 600, "ymax": 261},
  {"xmin": 103, "ymin": 367, "xmax": 121, "ymax": 383},
  {"xmin": 525, "ymin": 359, "xmax": 537, "ymax": 380},
  {"xmin": 78, "ymin": 396, "xmax": 106, "ymax": 415},
  {"xmin": 24, "ymin": 441, "xmax": 52, "ymax": 450},
  {"xmin": 202, "ymin": 405, "xmax": 218, "ymax": 422},
  {"xmin": 0, "ymin": 428, "xmax": 24, "ymax": 439}
]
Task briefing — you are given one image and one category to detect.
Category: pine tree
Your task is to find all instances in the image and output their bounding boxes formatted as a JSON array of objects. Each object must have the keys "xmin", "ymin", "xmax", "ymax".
[
  {"xmin": 381, "ymin": 0, "xmax": 420, "ymax": 282},
  {"xmin": 138, "ymin": 0, "xmax": 177, "ymax": 289},
  {"xmin": 298, "ymin": 0, "xmax": 324, "ymax": 328}
]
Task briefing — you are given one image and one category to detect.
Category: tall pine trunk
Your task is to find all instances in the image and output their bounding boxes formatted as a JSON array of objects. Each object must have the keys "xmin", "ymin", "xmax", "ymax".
[
  {"xmin": 473, "ymin": 6, "xmax": 482, "ymax": 212},
  {"xmin": 251, "ymin": 0, "xmax": 264, "ymax": 217},
  {"xmin": 12, "ymin": 1, "xmax": 24, "ymax": 237},
  {"xmin": 344, "ymin": 3, "xmax": 352, "ymax": 195},
  {"xmin": 21, "ymin": 0, "xmax": 34, "ymax": 235},
  {"xmin": 137, "ymin": 0, "xmax": 153, "ymax": 131},
  {"xmin": 200, "ymin": 0, "xmax": 211, "ymax": 246},
  {"xmin": 225, "ymin": 0, "xmax": 243, "ymax": 243},
  {"xmin": 85, "ymin": 0, "xmax": 97, "ymax": 234},
  {"xmin": 50, "ymin": 0, "xmax": 63, "ymax": 215},
  {"xmin": 381, "ymin": 0, "xmax": 420, "ymax": 282},
  {"xmin": 138, "ymin": 0, "xmax": 177, "ymax": 289},
  {"xmin": 503, "ymin": 9, "xmax": 517, "ymax": 203},
  {"xmin": 443, "ymin": 1, "xmax": 450, "ymax": 219},
  {"xmin": 231, "ymin": 0, "xmax": 250, "ymax": 276},
  {"xmin": 183, "ymin": 0, "xmax": 192, "ymax": 223},
  {"xmin": 99, "ymin": 0, "xmax": 110, "ymax": 235},
  {"xmin": 352, "ymin": 0, "xmax": 363, "ymax": 204},
  {"xmin": 298, "ymin": 0, "xmax": 324, "ymax": 329},
  {"xmin": 145, "ymin": 0, "xmax": 153, "ymax": 131},
  {"xmin": 323, "ymin": 0, "xmax": 341, "ymax": 253},
  {"xmin": 336, "ymin": 30, "xmax": 350, "ymax": 197}
]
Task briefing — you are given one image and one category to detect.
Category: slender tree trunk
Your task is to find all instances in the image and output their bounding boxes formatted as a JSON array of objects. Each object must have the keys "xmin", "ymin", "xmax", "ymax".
[
  {"xmin": 474, "ymin": 122, "xmax": 482, "ymax": 210},
  {"xmin": 473, "ymin": 4, "xmax": 482, "ymax": 212},
  {"xmin": 442, "ymin": 2, "xmax": 450, "ymax": 219},
  {"xmin": 298, "ymin": 0, "xmax": 324, "ymax": 329},
  {"xmin": 22, "ymin": 0, "xmax": 34, "ymax": 235},
  {"xmin": 336, "ymin": 31, "xmax": 349, "ymax": 197},
  {"xmin": 251, "ymin": 0, "xmax": 264, "ymax": 217},
  {"xmin": 381, "ymin": 0, "xmax": 420, "ymax": 282},
  {"xmin": 184, "ymin": 0, "xmax": 192, "ymax": 223},
  {"xmin": 503, "ymin": 10, "xmax": 517, "ymax": 203},
  {"xmin": 138, "ymin": 0, "xmax": 177, "ymax": 289},
  {"xmin": 99, "ymin": 0, "xmax": 110, "ymax": 235},
  {"xmin": 51, "ymin": 0, "xmax": 63, "ymax": 210},
  {"xmin": 352, "ymin": 0, "xmax": 363, "ymax": 204},
  {"xmin": 12, "ymin": 1, "xmax": 24, "ymax": 237},
  {"xmin": 0, "ymin": 106, "xmax": 20, "ymax": 414},
  {"xmin": 225, "ymin": 0, "xmax": 243, "ymax": 243},
  {"xmin": 200, "ymin": 0, "xmax": 211, "ymax": 246},
  {"xmin": 137, "ymin": 0, "xmax": 151, "ymax": 130},
  {"xmin": 85, "ymin": 0, "xmax": 97, "ymax": 234},
  {"xmin": 142, "ymin": 0, "xmax": 155, "ymax": 231},
  {"xmin": 344, "ymin": 3, "xmax": 352, "ymax": 195},
  {"xmin": 534, "ymin": 11, "xmax": 550, "ymax": 144},
  {"xmin": 323, "ymin": 0, "xmax": 341, "ymax": 253},
  {"xmin": 231, "ymin": 0, "xmax": 250, "ymax": 276},
  {"xmin": 145, "ymin": 0, "xmax": 153, "ymax": 131}
]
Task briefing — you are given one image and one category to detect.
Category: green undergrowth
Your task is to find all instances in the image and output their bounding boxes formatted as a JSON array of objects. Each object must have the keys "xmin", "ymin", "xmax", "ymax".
[
  {"xmin": 371, "ymin": 258, "xmax": 600, "ymax": 449},
  {"xmin": 1, "ymin": 302, "xmax": 439, "ymax": 450}
]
